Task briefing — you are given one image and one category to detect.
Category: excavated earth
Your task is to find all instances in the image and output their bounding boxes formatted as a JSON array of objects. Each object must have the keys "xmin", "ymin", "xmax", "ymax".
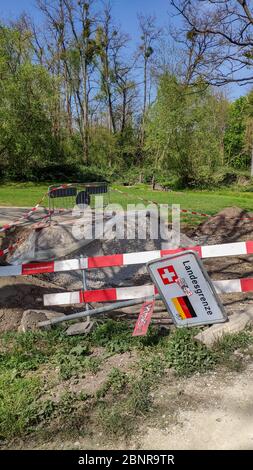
[{"xmin": 1, "ymin": 206, "xmax": 253, "ymax": 332}]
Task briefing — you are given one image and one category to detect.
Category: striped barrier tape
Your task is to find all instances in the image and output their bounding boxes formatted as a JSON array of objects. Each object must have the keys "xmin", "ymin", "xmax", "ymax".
[
  {"xmin": 48, "ymin": 183, "xmax": 74, "ymax": 193},
  {"xmin": 112, "ymin": 188, "xmax": 253, "ymax": 221},
  {"xmin": 0, "ymin": 190, "xmax": 49, "ymax": 233},
  {"xmin": 0, "ymin": 243, "xmax": 17, "ymax": 258},
  {"xmin": 43, "ymin": 277, "xmax": 253, "ymax": 306},
  {"xmin": 112, "ymin": 188, "xmax": 211, "ymax": 218},
  {"xmin": 0, "ymin": 211, "xmax": 53, "ymax": 258},
  {"xmin": 0, "ymin": 204, "xmax": 42, "ymax": 233},
  {"xmin": 0, "ymin": 183, "xmax": 73, "ymax": 234},
  {"xmin": 1, "ymin": 240, "xmax": 253, "ymax": 277}
]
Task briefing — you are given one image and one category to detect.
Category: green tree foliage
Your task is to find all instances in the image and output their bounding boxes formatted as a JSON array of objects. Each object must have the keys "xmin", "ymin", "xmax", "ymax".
[
  {"xmin": 224, "ymin": 97, "xmax": 249, "ymax": 169},
  {"xmin": 145, "ymin": 74, "xmax": 226, "ymax": 186},
  {"xmin": 1, "ymin": 9, "xmax": 253, "ymax": 189},
  {"xmin": 0, "ymin": 26, "xmax": 63, "ymax": 180}
]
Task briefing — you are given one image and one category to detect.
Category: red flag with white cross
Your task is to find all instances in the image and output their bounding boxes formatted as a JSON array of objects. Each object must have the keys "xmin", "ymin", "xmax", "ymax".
[{"xmin": 157, "ymin": 265, "xmax": 178, "ymax": 285}]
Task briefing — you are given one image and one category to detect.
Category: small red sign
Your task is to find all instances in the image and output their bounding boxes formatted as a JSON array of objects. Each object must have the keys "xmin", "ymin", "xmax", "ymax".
[
  {"xmin": 132, "ymin": 300, "xmax": 155, "ymax": 337},
  {"xmin": 158, "ymin": 265, "xmax": 178, "ymax": 285}
]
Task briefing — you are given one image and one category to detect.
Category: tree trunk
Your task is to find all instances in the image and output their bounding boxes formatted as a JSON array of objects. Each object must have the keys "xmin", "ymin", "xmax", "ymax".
[
  {"xmin": 251, "ymin": 147, "xmax": 253, "ymax": 177},
  {"xmin": 140, "ymin": 57, "xmax": 147, "ymax": 147},
  {"xmin": 83, "ymin": 61, "xmax": 89, "ymax": 164},
  {"xmin": 121, "ymin": 89, "xmax": 127, "ymax": 134}
]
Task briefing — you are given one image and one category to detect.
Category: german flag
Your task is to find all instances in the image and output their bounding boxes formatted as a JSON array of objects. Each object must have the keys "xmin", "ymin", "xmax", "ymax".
[{"xmin": 172, "ymin": 296, "xmax": 197, "ymax": 320}]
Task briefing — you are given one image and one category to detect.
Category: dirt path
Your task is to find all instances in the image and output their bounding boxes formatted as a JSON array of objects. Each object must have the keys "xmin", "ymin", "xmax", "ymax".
[
  {"xmin": 10, "ymin": 364, "xmax": 253, "ymax": 450},
  {"xmin": 139, "ymin": 365, "xmax": 253, "ymax": 450}
]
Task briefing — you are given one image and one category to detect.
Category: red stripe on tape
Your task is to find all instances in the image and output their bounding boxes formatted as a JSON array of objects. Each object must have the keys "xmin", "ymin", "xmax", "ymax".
[
  {"xmin": 79, "ymin": 288, "xmax": 117, "ymax": 303},
  {"xmin": 22, "ymin": 261, "xmax": 54, "ymax": 275},
  {"xmin": 240, "ymin": 278, "xmax": 253, "ymax": 292},
  {"xmin": 246, "ymin": 241, "xmax": 253, "ymax": 255},
  {"xmin": 88, "ymin": 254, "xmax": 124, "ymax": 269},
  {"xmin": 189, "ymin": 245, "xmax": 202, "ymax": 257},
  {"xmin": 161, "ymin": 248, "xmax": 184, "ymax": 256},
  {"xmin": 161, "ymin": 245, "xmax": 202, "ymax": 258}
]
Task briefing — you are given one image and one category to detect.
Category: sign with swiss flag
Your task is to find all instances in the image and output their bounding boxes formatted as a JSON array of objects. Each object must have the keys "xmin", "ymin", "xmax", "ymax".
[{"xmin": 147, "ymin": 251, "xmax": 227, "ymax": 327}]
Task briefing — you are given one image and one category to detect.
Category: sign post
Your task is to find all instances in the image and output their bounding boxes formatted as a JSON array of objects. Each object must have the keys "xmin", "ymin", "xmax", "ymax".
[{"xmin": 147, "ymin": 250, "xmax": 227, "ymax": 327}]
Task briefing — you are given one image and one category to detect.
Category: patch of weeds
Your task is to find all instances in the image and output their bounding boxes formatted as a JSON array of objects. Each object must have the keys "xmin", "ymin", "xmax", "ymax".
[
  {"xmin": 55, "ymin": 343, "xmax": 103, "ymax": 380},
  {"xmin": 0, "ymin": 370, "xmax": 41, "ymax": 439},
  {"xmin": 126, "ymin": 377, "xmax": 153, "ymax": 415},
  {"xmin": 91, "ymin": 320, "xmax": 165, "ymax": 354},
  {"xmin": 0, "ymin": 331, "xmax": 52, "ymax": 375},
  {"xmin": 135, "ymin": 327, "xmax": 166, "ymax": 349},
  {"xmin": 52, "ymin": 390, "xmax": 94, "ymax": 431},
  {"xmin": 86, "ymin": 357, "xmax": 102, "ymax": 374},
  {"xmin": 138, "ymin": 354, "xmax": 166, "ymax": 379},
  {"xmin": 57, "ymin": 391, "xmax": 79, "ymax": 416},
  {"xmin": 91, "ymin": 320, "xmax": 133, "ymax": 353},
  {"xmin": 57, "ymin": 390, "xmax": 92, "ymax": 413},
  {"xmin": 98, "ymin": 402, "xmax": 131, "ymax": 436},
  {"xmin": 79, "ymin": 391, "xmax": 91, "ymax": 401},
  {"xmin": 0, "ymin": 328, "xmax": 90, "ymax": 376},
  {"xmin": 97, "ymin": 368, "xmax": 128, "ymax": 398},
  {"xmin": 164, "ymin": 328, "xmax": 216, "ymax": 376},
  {"xmin": 215, "ymin": 330, "xmax": 253, "ymax": 354},
  {"xmin": 97, "ymin": 374, "xmax": 153, "ymax": 436},
  {"xmin": 33, "ymin": 399, "xmax": 57, "ymax": 421},
  {"xmin": 213, "ymin": 330, "xmax": 253, "ymax": 371},
  {"xmin": 33, "ymin": 390, "xmax": 92, "ymax": 427},
  {"xmin": 54, "ymin": 344, "xmax": 95, "ymax": 380}
]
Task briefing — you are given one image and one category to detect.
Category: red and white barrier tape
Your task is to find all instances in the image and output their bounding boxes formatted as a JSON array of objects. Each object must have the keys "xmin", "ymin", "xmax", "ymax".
[
  {"xmin": 0, "ymin": 204, "xmax": 41, "ymax": 233},
  {"xmin": 112, "ymin": 188, "xmax": 253, "ymax": 220},
  {"xmin": 0, "ymin": 211, "xmax": 52, "ymax": 258},
  {"xmin": 0, "ymin": 187, "xmax": 50, "ymax": 234},
  {"xmin": 1, "ymin": 240, "xmax": 253, "ymax": 277},
  {"xmin": 49, "ymin": 183, "xmax": 74, "ymax": 193},
  {"xmin": 0, "ymin": 183, "xmax": 73, "ymax": 234},
  {"xmin": 44, "ymin": 277, "xmax": 253, "ymax": 306},
  {"xmin": 0, "ymin": 243, "xmax": 17, "ymax": 257},
  {"xmin": 112, "ymin": 188, "xmax": 211, "ymax": 218}
]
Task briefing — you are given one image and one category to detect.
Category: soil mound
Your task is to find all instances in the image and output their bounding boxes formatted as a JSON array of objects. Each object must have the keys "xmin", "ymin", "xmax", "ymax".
[{"xmin": 193, "ymin": 207, "xmax": 253, "ymax": 245}]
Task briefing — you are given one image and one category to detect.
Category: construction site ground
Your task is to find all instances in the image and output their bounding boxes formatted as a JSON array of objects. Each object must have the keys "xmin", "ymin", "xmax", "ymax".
[{"xmin": 1, "ymin": 206, "xmax": 253, "ymax": 450}]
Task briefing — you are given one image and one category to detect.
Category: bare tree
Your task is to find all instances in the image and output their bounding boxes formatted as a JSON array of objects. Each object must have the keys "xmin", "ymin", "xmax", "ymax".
[
  {"xmin": 96, "ymin": 2, "xmax": 118, "ymax": 133},
  {"xmin": 171, "ymin": 0, "xmax": 253, "ymax": 86},
  {"xmin": 171, "ymin": 0, "xmax": 253, "ymax": 174},
  {"xmin": 138, "ymin": 14, "xmax": 161, "ymax": 145},
  {"xmin": 36, "ymin": 0, "xmax": 98, "ymax": 162},
  {"xmin": 109, "ymin": 25, "xmax": 137, "ymax": 134},
  {"xmin": 63, "ymin": 0, "xmax": 97, "ymax": 162}
]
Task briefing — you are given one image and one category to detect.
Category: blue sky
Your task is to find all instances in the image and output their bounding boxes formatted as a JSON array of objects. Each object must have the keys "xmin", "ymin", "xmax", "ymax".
[
  {"xmin": 0, "ymin": 0, "xmax": 173, "ymax": 34},
  {"xmin": 0, "ymin": 0, "xmax": 248, "ymax": 99}
]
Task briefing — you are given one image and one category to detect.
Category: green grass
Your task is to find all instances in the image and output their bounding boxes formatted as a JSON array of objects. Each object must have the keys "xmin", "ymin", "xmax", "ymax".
[
  {"xmin": 0, "ymin": 371, "xmax": 41, "ymax": 439},
  {"xmin": 1, "ymin": 322, "xmax": 253, "ymax": 442},
  {"xmin": 1, "ymin": 182, "xmax": 253, "ymax": 221},
  {"xmin": 111, "ymin": 184, "xmax": 253, "ymax": 216},
  {"xmin": 0, "ymin": 182, "xmax": 50, "ymax": 207}
]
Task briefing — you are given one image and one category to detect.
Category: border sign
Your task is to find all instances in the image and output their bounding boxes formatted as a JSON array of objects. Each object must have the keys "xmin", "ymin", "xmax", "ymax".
[{"xmin": 147, "ymin": 250, "xmax": 227, "ymax": 327}]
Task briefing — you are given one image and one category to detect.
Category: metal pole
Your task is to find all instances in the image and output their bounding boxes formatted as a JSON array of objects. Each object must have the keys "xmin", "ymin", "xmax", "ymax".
[
  {"xmin": 80, "ymin": 254, "xmax": 91, "ymax": 321},
  {"xmin": 48, "ymin": 187, "xmax": 52, "ymax": 223},
  {"xmin": 38, "ymin": 294, "xmax": 161, "ymax": 328}
]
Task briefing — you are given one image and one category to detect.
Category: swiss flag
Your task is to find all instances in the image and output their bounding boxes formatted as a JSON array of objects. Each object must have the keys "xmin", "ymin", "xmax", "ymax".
[{"xmin": 158, "ymin": 265, "xmax": 178, "ymax": 285}]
